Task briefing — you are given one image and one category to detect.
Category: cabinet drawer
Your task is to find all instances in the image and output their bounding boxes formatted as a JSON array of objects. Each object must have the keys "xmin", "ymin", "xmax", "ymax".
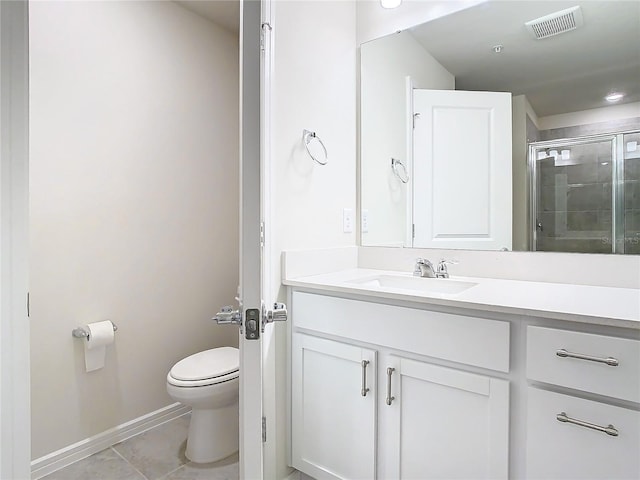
[
  {"xmin": 292, "ymin": 292, "xmax": 510, "ymax": 372},
  {"xmin": 526, "ymin": 387, "xmax": 640, "ymax": 480},
  {"xmin": 527, "ymin": 326, "xmax": 640, "ymax": 402}
]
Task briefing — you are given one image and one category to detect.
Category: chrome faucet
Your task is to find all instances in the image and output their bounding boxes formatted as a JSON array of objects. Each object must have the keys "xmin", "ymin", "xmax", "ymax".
[
  {"xmin": 436, "ymin": 259, "xmax": 457, "ymax": 278},
  {"xmin": 413, "ymin": 258, "xmax": 436, "ymax": 278}
]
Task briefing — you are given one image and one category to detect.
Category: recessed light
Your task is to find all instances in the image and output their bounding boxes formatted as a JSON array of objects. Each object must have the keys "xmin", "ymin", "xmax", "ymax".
[
  {"xmin": 380, "ymin": 0, "xmax": 401, "ymax": 8},
  {"xmin": 605, "ymin": 92, "xmax": 624, "ymax": 102},
  {"xmin": 492, "ymin": 45, "xmax": 504, "ymax": 54}
]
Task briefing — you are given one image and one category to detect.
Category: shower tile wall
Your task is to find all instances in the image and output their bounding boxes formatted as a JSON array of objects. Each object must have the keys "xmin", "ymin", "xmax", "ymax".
[{"xmin": 537, "ymin": 141, "xmax": 613, "ymax": 254}]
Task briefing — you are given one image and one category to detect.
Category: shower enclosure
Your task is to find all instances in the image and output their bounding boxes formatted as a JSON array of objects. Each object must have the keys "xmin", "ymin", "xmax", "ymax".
[{"xmin": 529, "ymin": 131, "xmax": 640, "ymax": 254}]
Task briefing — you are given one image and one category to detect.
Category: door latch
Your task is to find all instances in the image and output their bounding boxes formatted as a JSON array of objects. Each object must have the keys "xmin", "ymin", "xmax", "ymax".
[
  {"xmin": 212, "ymin": 306, "xmax": 242, "ymax": 325},
  {"xmin": 262, "ymin": 302, "xmax": 288, "ymax": 332}
]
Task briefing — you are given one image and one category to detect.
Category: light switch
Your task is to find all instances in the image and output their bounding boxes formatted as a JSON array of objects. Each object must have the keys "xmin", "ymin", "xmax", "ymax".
[
  {"xmin": 343, "ymin": 208, "xmax": 354, "ymax": 233},
  {"xmin": 362, "ymin": 209, "xmax": 369, "ymax": 233}
]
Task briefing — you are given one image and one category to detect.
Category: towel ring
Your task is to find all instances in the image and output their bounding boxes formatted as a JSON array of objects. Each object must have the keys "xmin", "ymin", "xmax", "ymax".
[
  {"xmin": 303, "ymin": 129, "xmax": 328, "ymax": 165},
  {"xmin": 391, "ymin": 158, "xmax": 409, "ymax": 183}
]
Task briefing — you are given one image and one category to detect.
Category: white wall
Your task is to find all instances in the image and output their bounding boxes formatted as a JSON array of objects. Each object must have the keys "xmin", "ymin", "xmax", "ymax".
[
  {"xmin": 538, "ymin": 102, "xmax": 640, "ymax": 130},
  {"xmin": 271, "ymin": 0, "xmax": 357, "ymax": 297},
  {"xmin": 269, "ymin": 1, "xmax": 357, "ymax": 478},
  {"xmin": 356, "ymin": 0, "xmax": 485, "ymax": 45},
  {"xmin": 29, "ymin": 1, "xmax": 239, "ymax": 459},
  {"xmin": 360, "ymin": 31, "xmax": 453, "ymax": 246}
]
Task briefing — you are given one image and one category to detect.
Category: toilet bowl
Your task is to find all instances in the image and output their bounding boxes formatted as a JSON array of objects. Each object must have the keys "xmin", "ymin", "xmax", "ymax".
[{"xmin": 166, "ymin": 346, "xmax": 239, "ymax": 464}]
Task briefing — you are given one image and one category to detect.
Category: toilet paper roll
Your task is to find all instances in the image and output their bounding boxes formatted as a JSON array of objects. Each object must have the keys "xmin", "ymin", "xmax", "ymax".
[{"xmin": 84, "ymin": 320, "xmax": 115, "ymax": 372}]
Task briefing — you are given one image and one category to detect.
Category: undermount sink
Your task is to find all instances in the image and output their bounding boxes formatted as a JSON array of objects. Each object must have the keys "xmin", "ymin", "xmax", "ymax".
[{"xmin": 347, "ymin": 274, "xmax": 478, "ymax": 295}]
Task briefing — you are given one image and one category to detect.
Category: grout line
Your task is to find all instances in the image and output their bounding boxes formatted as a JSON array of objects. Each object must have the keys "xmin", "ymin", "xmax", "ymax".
[
  {"xmin": 110, "ymin": 447, "xmax": 150, "ymax": 480},
  {"xmin": 155, "ymin": 463, "xmax": 187, "ymax": 480}
]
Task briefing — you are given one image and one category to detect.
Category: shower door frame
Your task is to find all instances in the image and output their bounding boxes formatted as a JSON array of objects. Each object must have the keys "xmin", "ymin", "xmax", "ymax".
[{"xmin": 528, "ymin": 131, "xmax": 632, "ymax": 254}]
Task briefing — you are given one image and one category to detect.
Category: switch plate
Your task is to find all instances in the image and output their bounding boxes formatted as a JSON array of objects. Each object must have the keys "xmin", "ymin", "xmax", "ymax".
[
  {"xmin": 343, "ymin": 208, "xmax": 354, "ymax": 233},
  {"xmin": 362, "ymin": 209, "xmax": 369, "ymax": 233}
]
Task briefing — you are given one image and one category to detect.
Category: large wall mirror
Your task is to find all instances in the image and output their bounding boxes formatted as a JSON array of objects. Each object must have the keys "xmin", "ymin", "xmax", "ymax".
[{"xmin": 360, "ymin": 0, "xmax": 640, "ymax": 254}]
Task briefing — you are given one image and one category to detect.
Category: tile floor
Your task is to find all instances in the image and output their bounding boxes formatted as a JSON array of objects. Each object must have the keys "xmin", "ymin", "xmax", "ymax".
[{"xmin": 42, "ymin": 414, "xmax": 239, "ymax": 480}]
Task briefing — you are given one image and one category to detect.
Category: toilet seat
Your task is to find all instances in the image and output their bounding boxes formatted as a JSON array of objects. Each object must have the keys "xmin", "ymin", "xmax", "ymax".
[{"xmin": 168, "ymin": 347, "xmax": 239, "ymax": 388}]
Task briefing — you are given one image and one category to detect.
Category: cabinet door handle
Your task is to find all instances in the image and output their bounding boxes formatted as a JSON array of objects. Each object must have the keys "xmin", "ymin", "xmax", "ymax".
[
  {"xmin": 556, "ymin": 348, "xmax": 619, "ymax": 366},
  {"xmin": 556, "ymin": 412, "xmax": 618, "ymax": 437},
  {"xmin": 386, "ymin": 367, "xmax": 395, "ymax": 405},
  {"xmin": 361, "ymin": 360, "xmax": 370, "ymax": 397}
]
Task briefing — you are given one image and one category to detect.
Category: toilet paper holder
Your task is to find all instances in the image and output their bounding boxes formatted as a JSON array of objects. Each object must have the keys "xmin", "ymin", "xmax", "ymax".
[{"xmin": 72, "ymin": 322, "xmax": 118, "ymax": 339}]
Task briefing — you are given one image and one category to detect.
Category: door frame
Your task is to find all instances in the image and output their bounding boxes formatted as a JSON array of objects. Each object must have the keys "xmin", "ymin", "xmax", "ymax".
[
  {"xmin": 0, "ymin": 0, "xmax": 275, "ymax": 478},
  {"xmin": 0, "ymin": 1, "xmax": 31, "ymax": 478}
]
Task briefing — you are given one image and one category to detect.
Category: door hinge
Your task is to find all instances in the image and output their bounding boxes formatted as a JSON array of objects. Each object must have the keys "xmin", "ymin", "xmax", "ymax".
[
  {"xmin": 413, "ymin": 112, "xmax": 420, "ymax": 129},
  {"xmin": 262, "ymin": 416, "xmax": 267, "ymax": 442},
  {"xmin": 260, "ymin": 22, "xmax": 272, "ymax": 52},
  {"xmin": 412, "ymin": 224, "xmax": 415, "ymax": 239},
  {"xmin": 259, "ymin": 221, "xmax": 265, "ymax": 248},
  {"xmin": 27, "ymin": 292, "xmax": 30, "ymax": 317}
]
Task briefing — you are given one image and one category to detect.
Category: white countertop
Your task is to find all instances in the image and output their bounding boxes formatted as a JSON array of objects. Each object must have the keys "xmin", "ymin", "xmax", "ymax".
[{"xmin": 283, "ymin": 268, "xmax": 640, "ymax": 329}]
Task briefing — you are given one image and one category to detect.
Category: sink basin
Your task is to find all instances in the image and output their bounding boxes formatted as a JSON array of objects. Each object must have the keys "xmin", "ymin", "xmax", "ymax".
[{"xmin": 347, "ymin": 274, "xmax": 478, "ymax": 295}]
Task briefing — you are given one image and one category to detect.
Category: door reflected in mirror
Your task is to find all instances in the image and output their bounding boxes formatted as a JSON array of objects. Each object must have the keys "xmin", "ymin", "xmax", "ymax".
[{"xmin": 359, "ymin": 0, "xmax": 640, "ymax": 254}]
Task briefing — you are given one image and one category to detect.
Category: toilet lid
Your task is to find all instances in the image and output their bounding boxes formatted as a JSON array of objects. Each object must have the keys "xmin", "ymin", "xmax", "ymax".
[{"xmin": 170, "ymin": 347, "xmax": 239, "ymax": 382}]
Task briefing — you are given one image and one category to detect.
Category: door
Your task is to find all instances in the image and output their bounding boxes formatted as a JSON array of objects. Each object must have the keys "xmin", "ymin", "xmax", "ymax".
[
  {"xmin": 233, "ymin": 1, "xmax": 281, "ymax": 478},
  {"xmin": 380, "ymin": 356, "xmax": 509, "ymax": 479},
  {"xmin": 530, "ymin": 130, "xmax": 640, "ymax": 254},
  {"xmin": 530, "ymin": 136, "xmax": 617, "ymax": 254},
  {"xmin": 412, "ymin": 89, "xmax": 512, "ymax": 250},
  {"xmin": 291, "ymin": 334, "xmax": 377, "ymax": 480},
  {"xmin": 0, "ymin": 1, "xmax": 31, "ymax": 478}
]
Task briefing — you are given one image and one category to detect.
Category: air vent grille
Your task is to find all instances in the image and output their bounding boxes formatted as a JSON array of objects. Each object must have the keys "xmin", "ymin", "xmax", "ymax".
[{"xmin": 525, "ymin": 6, "xmax": 584, "ymax": 40}]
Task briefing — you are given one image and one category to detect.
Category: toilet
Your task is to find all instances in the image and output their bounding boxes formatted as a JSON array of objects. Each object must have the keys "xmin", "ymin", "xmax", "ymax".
[{"xmin": 166, "ymin": 346, "xmax": 239, "ymax": 464}]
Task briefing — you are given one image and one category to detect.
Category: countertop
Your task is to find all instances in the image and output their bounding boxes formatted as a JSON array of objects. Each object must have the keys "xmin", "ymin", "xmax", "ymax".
[{"xmin": 283, "ymin": 268, "xmax": 640, "ymax": 329}]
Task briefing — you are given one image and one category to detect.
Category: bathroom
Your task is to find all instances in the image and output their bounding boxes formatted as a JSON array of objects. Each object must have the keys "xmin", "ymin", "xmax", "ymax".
[{"xmin": 0, "ymin": 1, "xmax": 639, "ymax": 480}]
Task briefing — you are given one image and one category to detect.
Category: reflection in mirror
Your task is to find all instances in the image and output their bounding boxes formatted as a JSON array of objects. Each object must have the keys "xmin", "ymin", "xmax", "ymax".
[{"xmin": 359, "ymin": 0, "xmax": 640, "ymax": 254}]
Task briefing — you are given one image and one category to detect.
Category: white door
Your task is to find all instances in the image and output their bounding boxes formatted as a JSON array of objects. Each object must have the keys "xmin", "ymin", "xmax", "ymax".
[
  {"xmin": 412, "ymin": 89, "xmax": 512, "ymax": 250},
  {"xmin": 0, "ymin": 1, "xmax": 31, "ymax": 479},
  {"xmin": 381, "ymin": 356, "xmax": 509, "ymax": 479},
  {"xmin": 291, "ymin": 334, "xmax": 377, "ymax": 480},
  {"xmin": 232, "ymin": 1, "xmax": 281, "ymax": 478}
]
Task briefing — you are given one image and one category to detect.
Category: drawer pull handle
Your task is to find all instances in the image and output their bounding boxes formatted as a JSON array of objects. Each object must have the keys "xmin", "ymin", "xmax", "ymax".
[
  {"xmin": 556, "ymin": 349, "xmax": 619, "ymax": 367},
  {"xmin": 556, "ymin": 412, "xmax": 619, "ymax": 437},
  {"xmin": 386, "ymin": 367, "xmax": 395, "ymax": 406},
  {"xmin": 361, "ymin": 360, "xmax": 370, "ymax": 397}
]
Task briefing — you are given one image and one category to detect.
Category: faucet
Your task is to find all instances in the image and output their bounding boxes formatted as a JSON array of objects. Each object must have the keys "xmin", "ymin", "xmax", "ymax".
[
  {"xmin": 413, "ymin": 258, "xmax": 436, "ymax": 278},
  {"xmin": 436, "ymin": 259, "xmax": 457, "ymax": 278}
]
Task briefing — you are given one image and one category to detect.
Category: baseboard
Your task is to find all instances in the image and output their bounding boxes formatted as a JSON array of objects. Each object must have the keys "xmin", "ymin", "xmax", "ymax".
[{"xmin": 30, "ymin": 402, "xmax": 190, "ymax": 479}]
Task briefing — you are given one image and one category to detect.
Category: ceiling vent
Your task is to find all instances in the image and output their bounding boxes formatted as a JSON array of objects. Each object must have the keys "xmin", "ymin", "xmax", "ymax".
[{"xmin": 525, "ymin": 6, "xmax": 584, "ymax": 40}]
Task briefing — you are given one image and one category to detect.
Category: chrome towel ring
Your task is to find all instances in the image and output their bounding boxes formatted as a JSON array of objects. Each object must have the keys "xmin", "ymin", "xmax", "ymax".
[
  {"xmin": 391, "ymin": 158, "xmax": 409, "ymax": 183},
  {"xmin": 303, "ymin": 129, "xmax": 328, "ymax": 165}
]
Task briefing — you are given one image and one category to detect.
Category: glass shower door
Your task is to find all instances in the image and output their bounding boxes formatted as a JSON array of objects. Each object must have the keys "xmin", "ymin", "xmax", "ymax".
[
  {"xmin": 532, "ymin": 137, "xmax": 615, "ymax": 254},
  {"xmin": 623, "ymin": 132, "xmax": 640, "ymax": 254}
]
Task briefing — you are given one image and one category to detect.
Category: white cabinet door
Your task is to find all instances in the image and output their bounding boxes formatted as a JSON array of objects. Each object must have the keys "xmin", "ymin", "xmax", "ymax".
[
  {"xmin": 291, "ymin": 334, "xmax": 377, "ymax": 480},
  {"xmin": 412, "ymin": 89, "xmax": 512, "ymax": 250},
  {"xmin": 380, "ymin": 356, "xmax": 509, "ymax": 479}
]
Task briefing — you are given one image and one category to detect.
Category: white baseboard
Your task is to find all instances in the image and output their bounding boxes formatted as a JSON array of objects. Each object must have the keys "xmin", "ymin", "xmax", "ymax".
[{"xmin": 31, "ymin": 402, "xmax": 190, "ymax": 479}]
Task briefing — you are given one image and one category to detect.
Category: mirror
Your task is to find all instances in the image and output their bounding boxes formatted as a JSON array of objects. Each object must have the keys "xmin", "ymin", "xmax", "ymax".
[{"xmin": 359, "ymin": 0, "xmax": 640, "ymax": 254}]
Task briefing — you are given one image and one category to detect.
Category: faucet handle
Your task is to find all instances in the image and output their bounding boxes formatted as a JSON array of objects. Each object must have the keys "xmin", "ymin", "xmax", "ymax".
[{"xmin": 436, "ymin": 258, "xmax": 458, "ymax": 278}]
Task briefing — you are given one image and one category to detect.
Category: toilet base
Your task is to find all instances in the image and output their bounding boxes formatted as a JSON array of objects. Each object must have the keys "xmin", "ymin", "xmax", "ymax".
[{"xmin": 186, "ymin": 402, "xmax": 239, "ymax": 464}]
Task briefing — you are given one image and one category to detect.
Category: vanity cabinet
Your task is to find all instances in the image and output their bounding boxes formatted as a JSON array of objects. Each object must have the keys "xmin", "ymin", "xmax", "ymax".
[
  {"xmin": 379, "ymin": 355, "xmax": 509, "ymax": 479},
  {"xmin": 290, "ymin": 292, "xmax": 510, "ymax": 480},
  {"xmin": 525, "ymin": 326, "xmax": 640, "ymax": 479},
  {"xmin": 291, "ymin": 334, "xmax": 377, "ymax": 480}
]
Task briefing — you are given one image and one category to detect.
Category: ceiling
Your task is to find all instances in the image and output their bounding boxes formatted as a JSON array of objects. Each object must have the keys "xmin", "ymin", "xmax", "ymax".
[
  {"xmin": 410, "ymin": 0, "xmax": 640, "ymax": 117},
  {"xmin": 175, "ymin": 0, "xmax": 239, "ymax": 34}
]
